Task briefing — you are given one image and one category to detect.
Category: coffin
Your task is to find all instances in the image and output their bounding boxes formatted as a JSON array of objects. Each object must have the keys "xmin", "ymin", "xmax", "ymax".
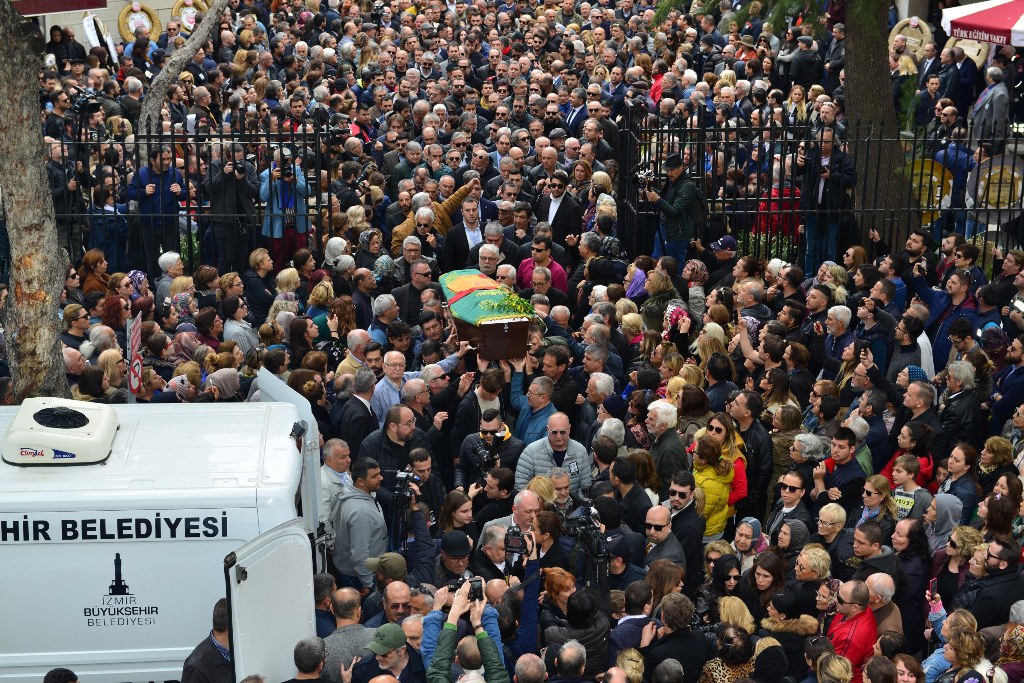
[{"xmin": 439, "ymin": 270, "xmax": 535, "ymax": 361}]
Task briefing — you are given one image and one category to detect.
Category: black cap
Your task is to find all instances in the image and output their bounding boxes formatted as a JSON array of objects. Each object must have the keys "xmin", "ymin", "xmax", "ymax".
[
  {"xmin": 797, "ymin": 35, "xmax": 813, "ymax": 46},
  {"xmin": 700, "ymin": 35, "xmax": 714, "ymax": 45},
  {"xmin": 664, "ymin": 153, "xmax": 683, "ymax": 170}
]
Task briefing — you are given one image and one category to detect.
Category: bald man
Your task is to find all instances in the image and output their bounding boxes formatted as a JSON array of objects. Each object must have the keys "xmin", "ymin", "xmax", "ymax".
[{"xmin": 642, "ymin": 506, "xmax": 685, "ymax": 568}]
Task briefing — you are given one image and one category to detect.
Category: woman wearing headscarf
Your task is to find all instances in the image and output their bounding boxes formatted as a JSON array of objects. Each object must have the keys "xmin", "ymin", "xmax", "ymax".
[
  {"xmin": 164, "ymin": 375, "xmax": 197, "ymax": 403},
  {"xmin": 998, "ymin": 624, "xmax": 1024, "ymax": 683},
  {"xmin": 171, "ymin": 292, "xmax": 198, "ymax": 327},
  {"xmin": 757, "ymin": 591, "xmax": 817, "ymax": 678},
  {"xmin": 373, "ymin": 254, "xmax": 400, "ymax": 294},
  {"xmin": 775, "ymin": 519, "xmax": 810, "ymax": 578},
  {"xmin": 816, "ymin": 576, "xmax": 842, "ymax": 636},
  {"xmin": 127, "ymin": 270, "xmax": 150, "ymax": 301},
  {"xmin": 682, "ymin": 259, "xmax": 710, "ymax": 321},
  {"xmin": 355, "ymin": 228, "xmax": 383, "ymax": 270},
  {"xmin": 204, "ymin": 368, "xmax": 242, "ymax": 402},
  {"xmin": 752, "ymin": 637, "xmax": 790, "ymax": 683},
  {"xmin": 926, "ymin": 493, "xmax": 965, "ymax": 554},
  {"xmin": 168, "ymin": 331, "xmax": 202, "ymax": 366}
]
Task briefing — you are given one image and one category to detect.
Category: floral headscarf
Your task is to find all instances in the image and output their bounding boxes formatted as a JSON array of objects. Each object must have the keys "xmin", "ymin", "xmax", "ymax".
[
  {"xmin": 374, "ymin": 254, "xmax": 396, "ymax": 282},
  {"xmin": 359, "ymin": 228, "xmax": 382, "ymax": 252},
  {"xmin": 662, "ymin": 301, "xmax": 690, "ymax": 341},
  {"xmin": 817, "ymin": 577, "xmax": 842, "ymax": 635},
  {"xmin": 166, "ymin": 375, "xmax": 197, "ymax": 402},
  {"xmin": 171, "ymin": 292, "xmax": 195, "ymax": 325},
  {"xmin": 1000, "ymin": 624, "xmax": 1024, "ymax": 664},
  {"xmin": 127, "ymin": 270, "xmax": 148, "ymax": 299},
  {"xmin": 685, "ymin": 259, "xmax": 709, "ymax": 286}
]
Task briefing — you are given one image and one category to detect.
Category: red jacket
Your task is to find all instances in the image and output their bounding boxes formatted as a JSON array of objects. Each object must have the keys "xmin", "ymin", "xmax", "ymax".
[
  {"xmin": 827, "ymin": 608, "xmax": 878, "ymax": 683},
  {"xmin": 880, "ymin": 449, "xmax": 934, "ymax": 488}
]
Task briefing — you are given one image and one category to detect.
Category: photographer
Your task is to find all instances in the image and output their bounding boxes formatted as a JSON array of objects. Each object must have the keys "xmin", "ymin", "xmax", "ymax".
[
  {"xmin": 203, "ymin": 143, "xmax": 258, "ymax": 273},
  {"xmin": 332, "ymin": 160, "xmax": 363, "ymax": 213},
  {"xmin": 471, "ymin": 525, "xmax": 526, "ymax": 582},
  {"xmin": 457, "ymin": 410, "xmax": 525, "ymax": 492},
  {"xmin": 473, "ymin": 468, "xmax": 516, "ymax": 529},
  {"xmin": 421, "ymin": 582, "xmax": 505, "ymax": 678},
  {"xmin": 644, "ymin": 152, "xmax": 698, "ymax": 264}
]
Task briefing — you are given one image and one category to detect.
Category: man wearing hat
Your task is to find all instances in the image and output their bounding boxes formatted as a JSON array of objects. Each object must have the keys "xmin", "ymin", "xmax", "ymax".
[
  {"xmin": 790, "ymin": 34, "xmax": 823, "ymax": 90},
  {"xmin": 645, "ymin": 153, "xmax": 699, "ymax": 265},
  {"xmin": 434, "ymin": 530, "xmax": 474, "ymax": 586},
  {"xmin": 607, "ymin": 534, "xmax": 647, "ymax": 590},
  {"xmin": 352, "ymin": 623, "xmax": 425, "ymax": 683}
]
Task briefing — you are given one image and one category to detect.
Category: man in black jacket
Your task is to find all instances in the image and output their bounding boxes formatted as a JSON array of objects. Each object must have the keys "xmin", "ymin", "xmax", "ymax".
[
  {"xmin": 798, "ymin": 126, "xmax": 856, "ymax": 277},
  {"xmin": 611, "ymin": 456, "xmax": 653, "ymax": 533},
  {"xmin": 729, "ymin": 391, "xmax": 773, "ymax": 520},
  {"xmin": 332, "ymin": 369, "xmax": 379, "ymax": 459},
  {"xmin": 966, "ymin": 536, "xmax": 1024, "ymax": 629},
  {"xmin": 203, "ymin": 143, "xmax": 259, "ymax": 273},
  {"xmin": 456, "ymin": 409, "xmax": 525, "ymax": 491},
  {"xmin": 639, "ymin": 594, "xmax": 711, "ymax": 683},
  {"xmin": 666, "ymin": 471, "xmax": 707, "ymax": 597},
  {"xmin": 180, "ymin": 599, "xmax": 232, "ymax": 683}
]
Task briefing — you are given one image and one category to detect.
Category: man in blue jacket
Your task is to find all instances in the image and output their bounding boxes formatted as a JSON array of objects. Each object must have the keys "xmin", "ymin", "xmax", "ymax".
[
  {"xmin": 509, "ymin": 357, "xmax": 557, "ymax": 446},
  {"xmin": 907, "ymin": 263, "xmax": 978, "ymax": 372},
  {"xmin": 127, "ymin": 145, "xmax": 186, "ymax": 278}
]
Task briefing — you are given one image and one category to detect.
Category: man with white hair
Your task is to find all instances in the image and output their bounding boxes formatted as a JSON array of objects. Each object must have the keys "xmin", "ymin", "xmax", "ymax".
[
  {"xmin": 477, "ymin": 243, "xmax": 501, "ymax": 277},
  {"xmin": 645, "ymin": 400, "xmax": 683, "ymax": 498},
  {"xmin": 822, "ymin": 305, "xmax": 854, "ymax": 381},
  {"xmin": 865, "ymin": 573, "xmax": 902, "ymax": 633},
  {"xmin": 369, "ymin": 346, "xmax": 470, "ymax": 427},
  {"xmin": 368, "ymin": 294, "xmax": 400, "ymax": 346},
  {"xmin": 496, "ymin": 264, "xmax": 517, "ymax": 289}
]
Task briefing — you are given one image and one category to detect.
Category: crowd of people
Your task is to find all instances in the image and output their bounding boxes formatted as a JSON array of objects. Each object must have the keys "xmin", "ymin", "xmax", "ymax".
[{"xmin": 32, "ymin": 0, "xmax": 1024, "ymax": 682}]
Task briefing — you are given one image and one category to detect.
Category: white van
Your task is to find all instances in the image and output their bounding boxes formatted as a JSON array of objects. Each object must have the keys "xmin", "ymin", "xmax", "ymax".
[{"xmin": 0, "ymin": 369, "xmax": 325, "ymax": 683}]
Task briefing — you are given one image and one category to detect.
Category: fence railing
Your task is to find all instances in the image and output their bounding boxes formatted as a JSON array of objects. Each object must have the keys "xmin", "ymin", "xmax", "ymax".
[
  {"xmin": 46, "ymin": 120, "xmax": 348, "ymax": 275},
  {"xmin": 615, "ymin": 98, "xmax": 1024, "ymax": 274}
]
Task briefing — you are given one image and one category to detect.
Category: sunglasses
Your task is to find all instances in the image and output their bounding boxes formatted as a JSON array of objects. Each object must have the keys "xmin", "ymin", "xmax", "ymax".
[
  {"xmin": 725, "ymin": 574, "xmax": 740, "ymax": 581},
  {"xmin": 708, "ymin": 425, "xmax": 725, "ymax": 434},
  {"xmin": 645, "ymin": 522, "xmax": 667, "ymax": 531},
  {"xmin": 668, "ymin": 489, "xmax": 689, "ymax": 498},
  {"xmin": 780, "ymin": 484, "xmax": 802, "ymax": 493},
  {"xmin": 549, "ymin": 429, "xmax": 568, "ymax": 435},
  {"xmin": 948, "ymin": 537, "xmax": 959, "ymax": 549},
  {"xmin": 862, "ymin": 489, "xmax": 878, "ymax": 497},
  {"xmin": 480, "ymin": 429, "xmax": 500, "ymax": 435}
]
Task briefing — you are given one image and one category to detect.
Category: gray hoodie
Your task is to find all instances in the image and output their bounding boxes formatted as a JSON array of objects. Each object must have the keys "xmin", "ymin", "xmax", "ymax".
[
  {"xmin": 926, "ymin": 493, "xmax": 963, "ymax": 554},
  {"xmin": 331, "ymin": 483, "xmax": 387, "ymax": 588}
]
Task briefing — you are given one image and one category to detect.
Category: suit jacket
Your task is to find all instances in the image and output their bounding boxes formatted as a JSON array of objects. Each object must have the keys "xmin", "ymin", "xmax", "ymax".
[
  {"xmin": 332, "ymin": 398, "xmax": 377, "ymax": 458},
  {"xmin": 443, "ymin": 223, "xmax": 477, "ymax": 272},
  {"xmin": 565, "ymin": 105, "xmax": 587, "ymax": 137},
  {"xmin": 670, "ymin": 503, "xmax": 707, "ymax": 595},
  {"xmin": 956, "ymin": 57, "xmax": 980, "ymax": 115},
  {"xmin": 534, "ymin": 193, "xmax": 583, "ymax": 244},
  {"xmin": 644, "ymin": 533, "xmax": 685, "ymax": 569},
  {"xmin": 992, "ymin": 362, "xmax": 1024, "ymax": 426},
  {"xmin": 918, "ymin": 56, "xmax": 941, "ymax": 89},
  {"xmin": 392, "ymin": 282, "xmax": 440, "ymax": 325},
  {"xmin": 970, "ymin": 81, "xmax": 1011, "ymax": 143}
]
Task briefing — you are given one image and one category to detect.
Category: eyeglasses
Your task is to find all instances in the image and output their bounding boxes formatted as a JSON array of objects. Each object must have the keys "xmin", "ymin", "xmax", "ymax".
[
  {"xmin": 862, "ymin": 489, "xmax": 878, "ymax": 497},
  {"xmin": 480, "ymin": 429, "xmax": 500, "ymax": 435},
  {"xmin": 413, "ymin": 271, "xmax": 431, "ymax": 277},
  {"xmin": 416, "ymin": 222, "xmax": 432, "ymax": 228},
  {"xmin": 817, "ymin": 519, "xmax": 838, "ymax": 527},
  {"xmin": 548, "ymin": 429, "xmax": 568, "ymax": 435},
  {"xmin": 473, "ymin": 153, "xmax": 488, "ymax": 160},
  {"xmin": 388, "ymin": 602, "xmax": 412, "ymax": 610},
  {"xmin": 988, "ymin": 552, "xmax": 1003, "ymax": 562},
  {"xmin": 384, "ymin": 362, "xmax": 406, "ymax": 368},
  {"xmin": 645, "ymin": 522, "xmax": 667, "ymax": 531},
  {"xmin": 668, "ymin": 489, "xmax": 689, "ymax": 498},
  {"xmin": 548, "ymin": 183, "xmax": 564, "ymax": 189},
  {"xmin": 780, "ymin": 484, "xmax": 802, "ymax": 493}
]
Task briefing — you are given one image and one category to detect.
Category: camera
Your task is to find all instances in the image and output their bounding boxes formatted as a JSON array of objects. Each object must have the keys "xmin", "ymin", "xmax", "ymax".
[
  {"xmin": 389, "ymin": 470, "xmax": 421, "ymax": 509},
  {"xmin": 1014, "ymin": 299, "xmax": 1024, "ymax": 313},
  {"xmin": 504, "ymin": 525, "xmax": 529, "ymax": 555},
  {"xmin": 472, "ymin": 442, "xmax": 499, "ymax": 485},
  {"xmin": 636, "ymin": 168, "xmax": 656, "ymax": 192},
  {"xmin": 447, "ymin": 576, "xmax": 484, "ymax": 601},
  {"xmin": 370, "ymin": 0, "xmax": 385, "ymax": 24}
]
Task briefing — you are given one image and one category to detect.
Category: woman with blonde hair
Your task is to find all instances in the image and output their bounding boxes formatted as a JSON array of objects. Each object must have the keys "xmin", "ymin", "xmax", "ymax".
[
  {"xmin": 845, "ymin": 474, "xmax": 899, "ymax": 539},
  {"xmin": 718, "ymin": 594, "xmax": 757, "ymax": 634},
  {"xmin": 817, "ymin": 653, "xmax": 853, "ymax": 683},
  {"xmin": 718, "ymin": 69, "xmax": 737, "ymax": 88},
  {"xmin": 692, "ymin": 433, "xmax": 739, "ymax": 542},
  {"xmin": 785, "ymin": 84, "xmax": 810, "ymax": 127},
  {"xmin": 169, "ymin": 275, "xmax": 195, "ymax": 299},
  {"xmin": 591, "ymin": 171, "xmax": 613, "ymax": 197},
  {"xmin": 275, "ymin": 267, "xmax": 300, "ymax": 298},
  {"xmin": 640, "ymin": 269, "xmax": 680, "ymax": 333},
  {"xmin": 98, "ymin": 348, "xmax": 127, "ymax": 389},
  {"xmin": 346, "ymin": 205, "xmax": 370, "ymax": 237},
  {"xmin": 695, "ymin": 323, "xmax": 730, "ymax": 369},
  {"xmin": 615, "ymin": 648, "xmax": 644, "ymax": 683},
  {"xmin": 979, "ymin": 436, "xmax": 1016, "ymax": 494},
  {"xmin": 527, "ymin": 476, "xmax": 556, "ymax": 508}
]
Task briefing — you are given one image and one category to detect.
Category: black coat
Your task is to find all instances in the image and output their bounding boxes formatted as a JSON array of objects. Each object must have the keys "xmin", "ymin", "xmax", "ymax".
[
  {"xmin": 180, "ymin": 635, "xmax": 232, "ymax": 683},
  {"xmin": 543, "ymin": 611, "xmax": 611, "ymax": 679},
  {"xmin": 964, "ymin": 568, "xmax": 1024, "ymax": 629},
  {"xmin": 938, "ymin": 389, "xmax": 983, "ymax": 451},
  {"xmin": 641, "ymin": 629, "xmax": 713, "ymax": 683},
  {"xmin": 758, "ymin": 614, "xmax": 819, "ymax": 678},
  {"xmin": 671, "ymin": 503, "xmax": 707, "ymax": 595},
  {"xmin": 331, "ymin": 398, "xmax": 377, "ymax": 459},
  {"xmin": 617, "ymin": 484, "xmax": 654, "ymax": 535},
  {"xmin": 352, "ymin": 645, "xmax": 426, "ymax": 683}
]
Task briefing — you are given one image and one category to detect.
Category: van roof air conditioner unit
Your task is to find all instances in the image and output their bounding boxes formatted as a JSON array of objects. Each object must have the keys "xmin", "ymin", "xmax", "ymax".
[{"xmin": 2, "ymin": 397, "xmax": 118, "ymax": 466}]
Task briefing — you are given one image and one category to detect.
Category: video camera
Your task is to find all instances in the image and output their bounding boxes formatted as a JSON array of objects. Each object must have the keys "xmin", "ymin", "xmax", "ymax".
[
  {"xmin": 636, "ymin": 168, "xmax": 657, "ymax": 193},
  {"xmin": 388, "ymin": 470, "xmax": 421, "ymax": 509},
  {"xmin": 370, "ymin": 0, "xmax": 385, "ymax": 24},
  {"xmin": 563, "ymin": 500, "xmax": 609, "ymax": 592}
]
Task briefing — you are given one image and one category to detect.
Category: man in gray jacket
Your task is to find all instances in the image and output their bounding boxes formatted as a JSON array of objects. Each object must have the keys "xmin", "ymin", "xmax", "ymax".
[
  {"xmin": 332, "ymin": 458, "xmax": 388, "ymax": 594},
  {"xmin": 514, "ymin": 412, "xmax": 591, "ymax": 496},
  {"xmin": 323, "ymin": 587, "xmax": 375, "ymax": 683}
]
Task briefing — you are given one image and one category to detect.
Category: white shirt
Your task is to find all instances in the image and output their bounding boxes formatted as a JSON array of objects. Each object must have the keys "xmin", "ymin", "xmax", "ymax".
[{"xmin": 547, "ymin": 193, "xmax": 564, "ymax": 224}]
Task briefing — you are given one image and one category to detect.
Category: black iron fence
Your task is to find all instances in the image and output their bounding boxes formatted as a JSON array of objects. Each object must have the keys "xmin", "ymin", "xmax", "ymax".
[
  {"xmin": 46, "ymin": 120, "xmax": 350, "ymax": 277},
  {"xmin": 615, "ymin": 98, "xmax": 1024, "ymax": 276}
]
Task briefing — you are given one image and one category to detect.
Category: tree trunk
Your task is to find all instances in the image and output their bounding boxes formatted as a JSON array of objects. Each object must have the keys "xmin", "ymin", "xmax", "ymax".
[
  {"xmin": 138, "ymin": 0, "xmax": 232, "ymax": 147},
  {"xmin": 845, "ymin": 0, "xmax": 917, "ymax": 235},
  {"xmin": 0, "ymin": 0, "xmax": 70, "ymax": 400}
]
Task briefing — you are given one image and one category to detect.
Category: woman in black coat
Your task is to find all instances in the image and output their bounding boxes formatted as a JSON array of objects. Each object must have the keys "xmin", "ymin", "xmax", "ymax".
[
  {"xmin": 757, "ymin": 590, "xmax": 819, "ymax": 678},
  {"xmin": 893, "ymin": 516, "xmax": 930, "ymax": 656}
]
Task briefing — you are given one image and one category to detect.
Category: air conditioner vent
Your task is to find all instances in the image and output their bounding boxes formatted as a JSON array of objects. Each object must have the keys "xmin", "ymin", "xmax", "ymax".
[{"xmin": 33, "ymin": 406, "xmax": 90, "ymax": 429}]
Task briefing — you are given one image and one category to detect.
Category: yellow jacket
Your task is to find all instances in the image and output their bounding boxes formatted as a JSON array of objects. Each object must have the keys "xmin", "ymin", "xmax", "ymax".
[
  {"xmin": 389, "ymin": 181, "xmax": 474, "ymax": 255},
  {"xmin": 695, "ymin": 460, "xmax": 735, "ymax": 537}
]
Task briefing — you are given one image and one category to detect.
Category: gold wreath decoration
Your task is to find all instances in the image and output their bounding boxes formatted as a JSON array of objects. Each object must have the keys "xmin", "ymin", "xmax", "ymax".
[{"xmin": 118, "ymin": 3, "xmax": 162, "ymax": 43}]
